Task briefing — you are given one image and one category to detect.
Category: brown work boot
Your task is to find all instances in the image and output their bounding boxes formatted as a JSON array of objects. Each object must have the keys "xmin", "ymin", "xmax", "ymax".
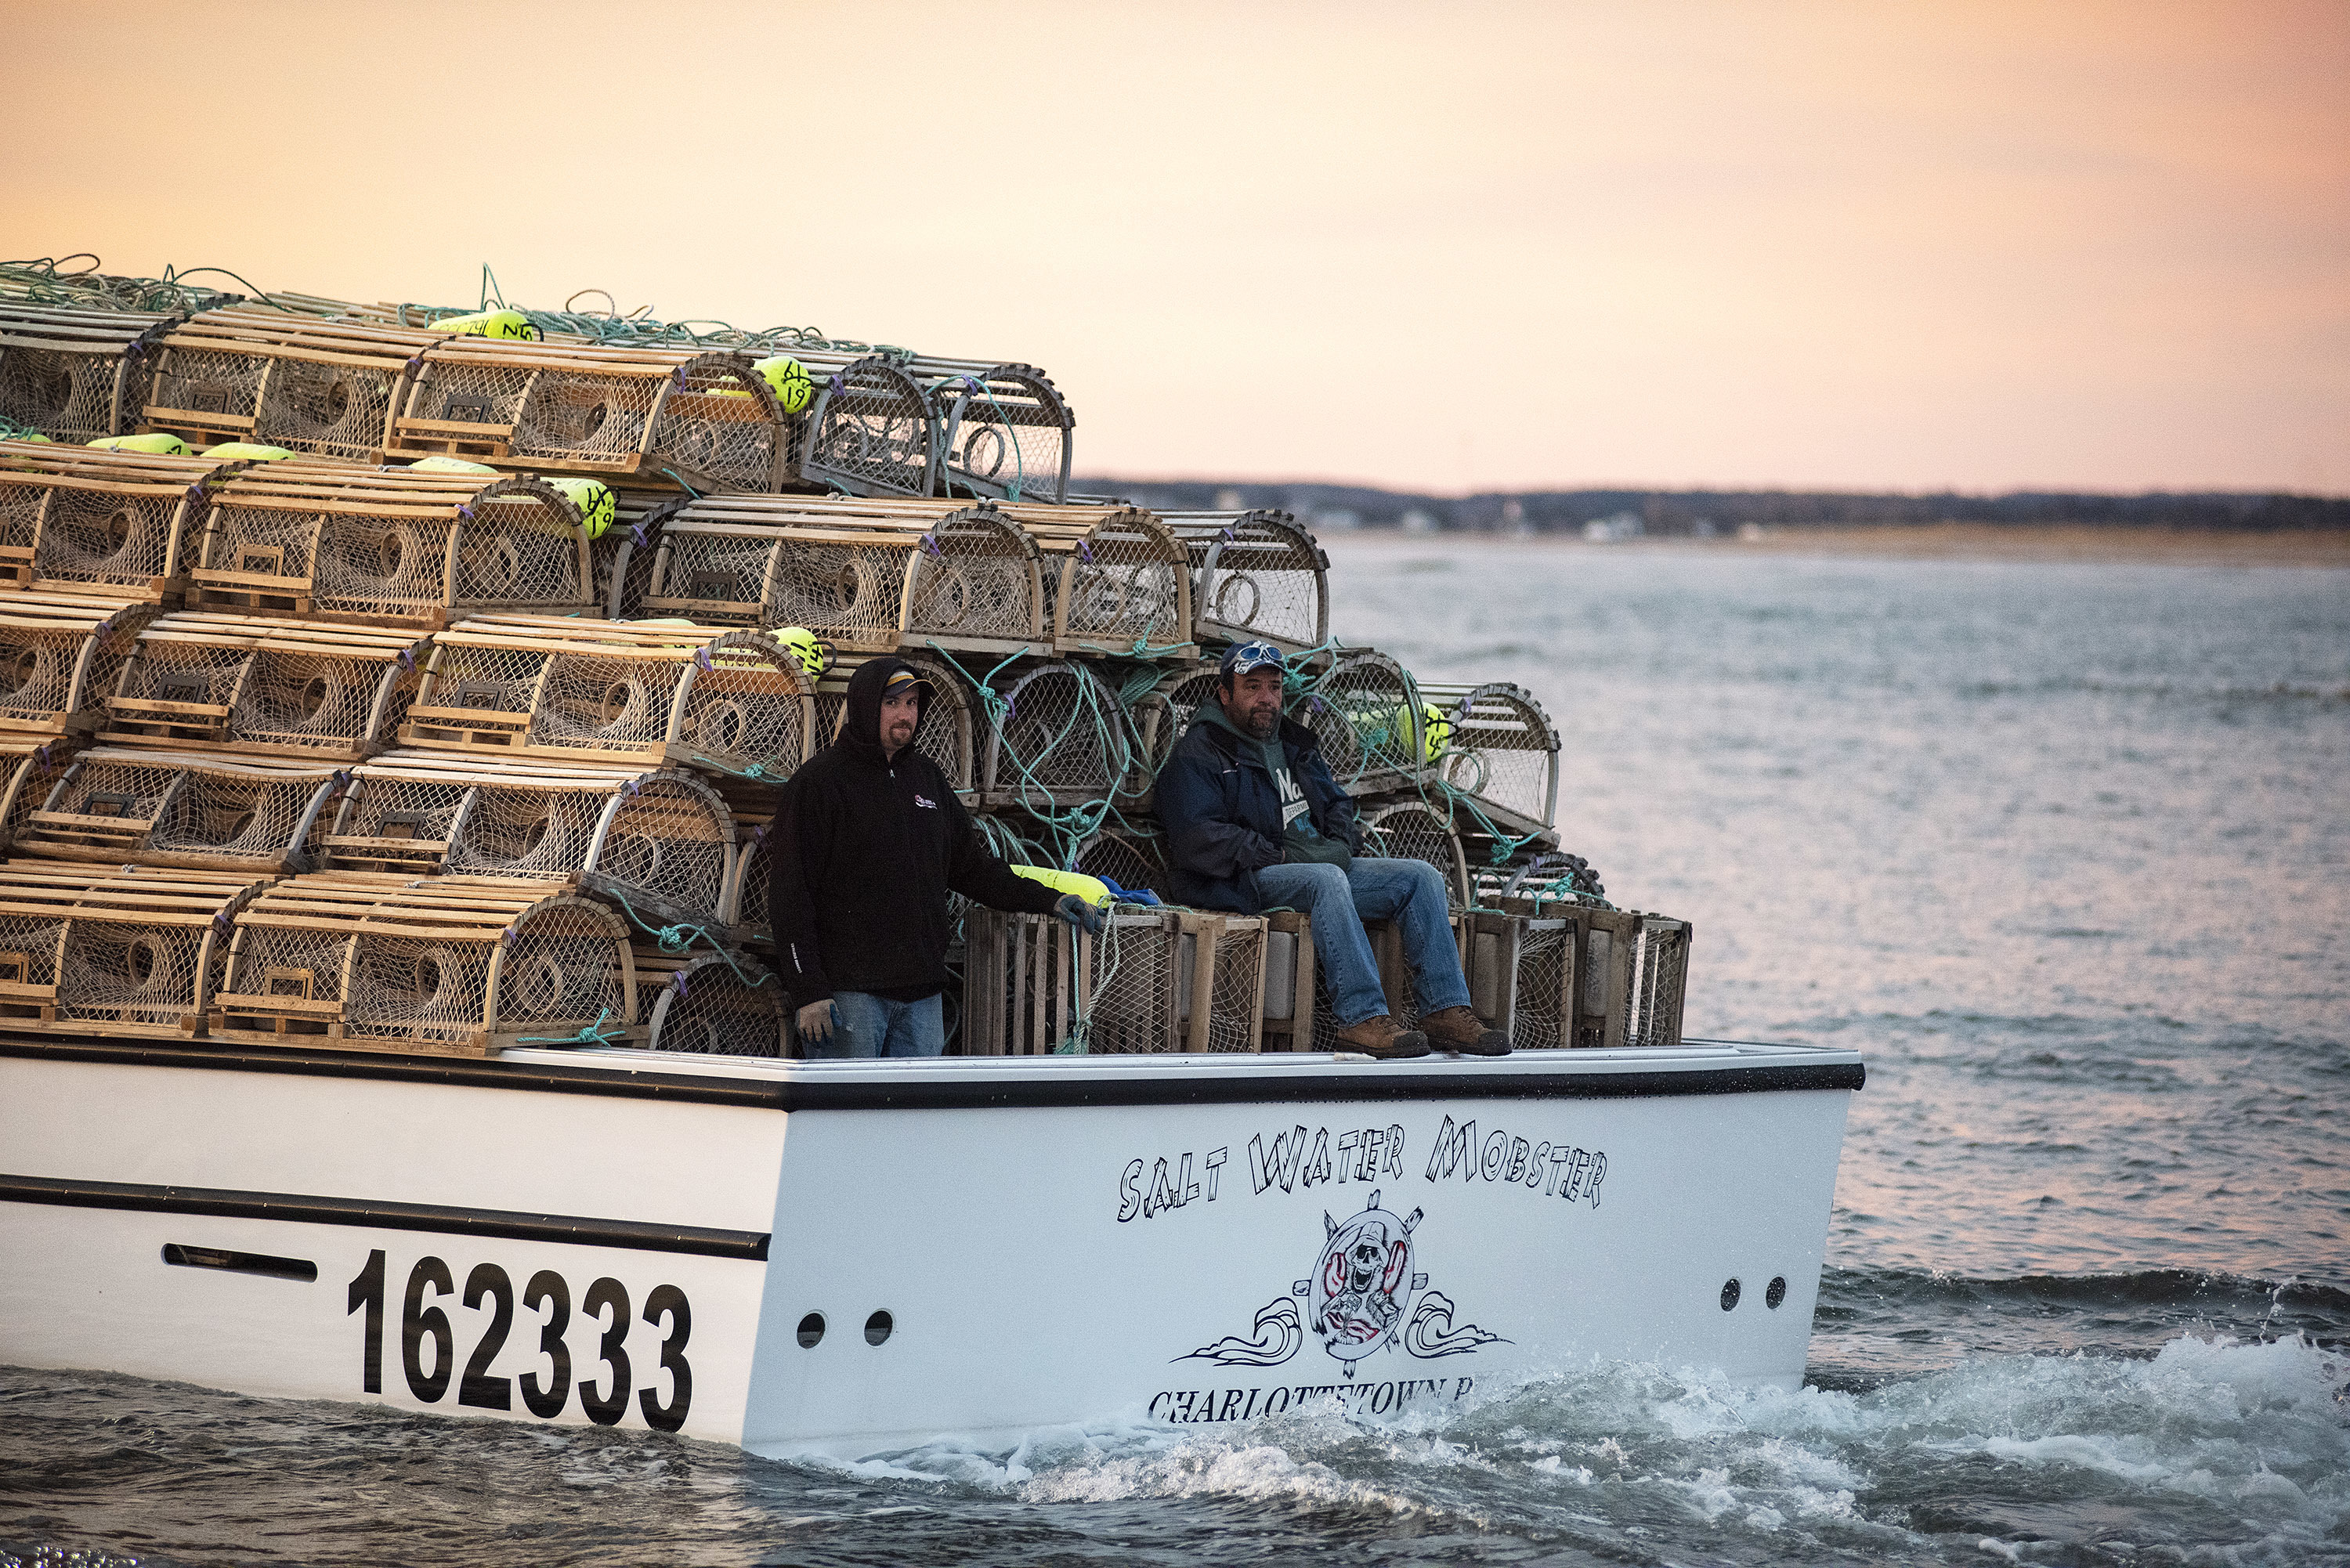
[
  {"xmin": 1423, "ymin": 1006, "xmax": 1511, "ymax": 1056},
  {"xmin": 1334, "ymin": 1013, "xmax": 1430, "ymax": 1059}
]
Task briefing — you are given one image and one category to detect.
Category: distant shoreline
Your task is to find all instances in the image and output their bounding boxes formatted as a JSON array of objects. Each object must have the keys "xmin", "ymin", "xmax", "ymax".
[{"xmin": 1328, "ymin": 523, "xmax": 2350, "ymax": 568}]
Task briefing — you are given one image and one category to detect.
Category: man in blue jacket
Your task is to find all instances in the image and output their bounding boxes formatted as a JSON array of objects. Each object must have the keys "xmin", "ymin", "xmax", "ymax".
[{"xmin": 1155, "ymin": 642, "xmax": 1510, "ymax": 1059}]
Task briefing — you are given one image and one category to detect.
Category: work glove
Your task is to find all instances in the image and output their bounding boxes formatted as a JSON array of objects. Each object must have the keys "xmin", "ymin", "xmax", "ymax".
[
  {"xmin": 1056, "ymin": 893, "xmax": 1106, "ymax": 935},
  {"xmin": 795, "ymin": 998, "xmax": 837, "ymax": 1044}
]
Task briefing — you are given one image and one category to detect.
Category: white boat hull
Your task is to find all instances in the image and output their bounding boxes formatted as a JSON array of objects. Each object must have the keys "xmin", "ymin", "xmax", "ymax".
[{"xmin": 0, "ymin": 1039, "xmax": 1859, "ymax": 1456}]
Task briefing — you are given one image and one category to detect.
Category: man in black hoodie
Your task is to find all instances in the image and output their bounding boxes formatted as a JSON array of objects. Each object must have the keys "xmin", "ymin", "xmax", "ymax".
[{"xmin": 768, "ymin": 658, "xmax": 1099, "ymax": 1056}]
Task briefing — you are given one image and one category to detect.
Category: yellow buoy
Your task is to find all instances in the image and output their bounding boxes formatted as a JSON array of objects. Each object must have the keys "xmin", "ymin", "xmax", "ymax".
[{"xmin": 87, "ymin": 433, "xmax": 190, "ymax": 456}]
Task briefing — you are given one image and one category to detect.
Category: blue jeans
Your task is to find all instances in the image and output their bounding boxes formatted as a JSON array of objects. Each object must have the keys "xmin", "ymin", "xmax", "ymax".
[
  {"xmin": 806, "ymin": 991, "xmax": 946, "ymax": 1058},
  {"xmin": 1255, "ymin": 859, "xmax": 1470, "ymax": 1029}
]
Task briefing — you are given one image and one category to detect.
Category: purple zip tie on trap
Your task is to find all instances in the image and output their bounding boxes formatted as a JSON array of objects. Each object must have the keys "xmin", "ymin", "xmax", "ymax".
[
  {"xmin": 674, "ymin": 973, "xmax": 689, "ymax": 1000},
  {"xmin": 1079, "ymin": 543, "xmax": 1094, "ymax": 564}
]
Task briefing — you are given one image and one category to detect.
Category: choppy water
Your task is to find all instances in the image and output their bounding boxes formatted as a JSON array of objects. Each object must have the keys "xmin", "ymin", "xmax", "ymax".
[{"xmin": 6, "ymin": 541, "xmax": 2347, "ymax": 1566}]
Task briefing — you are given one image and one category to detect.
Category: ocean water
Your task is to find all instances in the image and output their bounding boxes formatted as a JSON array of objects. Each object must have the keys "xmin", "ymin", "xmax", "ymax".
[{"xmin": 5, "ymin": 540, "xmax": 2347, "ymax": 1566}]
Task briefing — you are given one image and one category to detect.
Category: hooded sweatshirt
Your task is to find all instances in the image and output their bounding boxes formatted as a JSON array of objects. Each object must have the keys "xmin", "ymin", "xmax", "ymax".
[{"xmin": 766, "ymin": 657, "xmax": 1062, "ymax": 1004}]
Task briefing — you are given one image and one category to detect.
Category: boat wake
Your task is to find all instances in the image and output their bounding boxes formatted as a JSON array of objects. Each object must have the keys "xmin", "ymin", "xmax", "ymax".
[{"xmin": 830, "ymin": 1331, "xmax": 2350, "ymax": 1565}]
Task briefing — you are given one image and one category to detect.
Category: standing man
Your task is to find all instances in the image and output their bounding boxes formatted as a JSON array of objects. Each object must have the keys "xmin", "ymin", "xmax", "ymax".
[
  {"xmin": 768, "ymin": 658, "xmax": 1101, "ymax": 1057},
  {"xmin": 1154, "ymin": 642, "xmax": 1510, "ymax": 1059}
]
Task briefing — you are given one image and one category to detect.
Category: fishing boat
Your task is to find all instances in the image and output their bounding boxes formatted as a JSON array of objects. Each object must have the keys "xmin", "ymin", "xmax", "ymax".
[
  {"xmin": 0, "ymin": 272, "xmax": 1862, "ymax": 1458},
  {"xmin": 0, "ymin": 1034, "xmax": 1859, "ymax": 1456}
]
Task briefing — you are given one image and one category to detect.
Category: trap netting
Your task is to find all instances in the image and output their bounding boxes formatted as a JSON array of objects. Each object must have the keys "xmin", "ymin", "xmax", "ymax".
[
  {"xmin": 721, "ymin": 814, "xmax": 772, "ymax": 945},
  {"xmin": 981, "ymin": 659, "xmax": 1136, "ymax": 810},
  {"xmin": 641, "ymin": 948, "xmax": 786, "ymax": 1057},
  {"xmin": 812, "ymin": 652, "xmax": 976, "ymax": 790},
  {"xmin": 1068, "ymin": 826, "xmax": 1171, "ymax": 902},
  {"xmin": 962, "ymin": 906, "xmax": 1267, "ymax": 1055},
  {"xmin": 1359, "ymin": 802, "xmax": 1470, "ymax": 912},
  {"xmin": 193, "ymin": 466, "xmax": 590, "ymax": 627},
  {"xmin": 0, "ymin": 861, "xmax": 272, "ymax": 1035},
  {"xmin": 1293, "ymin": 650, "xmax": 1428, "ymax": 796},
  {"xmin": 20, "ymin": 747, "xmax": 338, "ymax": 872},
  {"xmin": 101, "ymin": 611, "xmax": 427, "ymax": 759},
  {"xmin": 329, "ymin": 753, "xmax": 735, "ymax": 927},
  {"xmin": 141, "ymin": 308, "xmax": 439, "ymax": 461},
  {"xmin": 1162, "ymin": 510, "xmax": 1329, "ymax": 652},
  {"xmin": 998, "ymin": 504, "xmax": 1192, "ymax": 659},
  {"xmin": 0, "ymin": 594, "xmax": 155, "ymax": 740},
  {"xmin": 1506, "ymin": 916, "xmax": 1575, "ymax": 1050},
  {"xmin": 216, "ymin": 874, "xmax": 635, "ymax": 1054},
  {"xmin": 0, "ymin": 305, "xmax": 174, "ymax": 444},
  {"xmin": 920, "ymin": 362, "xmax": 1074, "ymax": 504},
  {"xmin": 1419, "ymin": 681, "xmax": 1560, "ymax": 839},
  {"xmin": 792, "ymin": 352, "xmax": 938, "ymax": 498},
  {"xmin": 902, "ymin": 508, "xmax": 1048, "ymax": 649}
]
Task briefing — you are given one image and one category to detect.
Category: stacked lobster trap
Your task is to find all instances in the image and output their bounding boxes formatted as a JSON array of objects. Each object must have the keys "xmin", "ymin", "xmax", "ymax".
[
  {"xmin": 0, "ymin": 440, "xmax": 219, "ymax": 599},
  {"xmin": 15, "ymin": 747, "xmax": 339, "ymax": 873},
  {"xmin": 99, "ymin": 611, "xmax": 429, "ymax": 758},
  {"xmin": 1161, "ymin": 509, "xmax": 1329, "ymax": 652},
  {"xmin": 210, "ymin": 873, "xmax": 637, "ymax": 1053},
  {"xmin": 635, "ymin": 947, "xmax": 787, "ymax": 1057},
  {"xmin": 0, "ymin": 304, "xmax": 179, "ymax": 446},
  {"xmin": 0, "ymin": 860, "xmax": 273, "ymax": 1036},
  {"xmin": 136, "ymin": 307, "xmax": 445, "ymax": 461},
  {"xmin": 636, "ymin": 495, "xmax": 1050, "ymax": 657}
]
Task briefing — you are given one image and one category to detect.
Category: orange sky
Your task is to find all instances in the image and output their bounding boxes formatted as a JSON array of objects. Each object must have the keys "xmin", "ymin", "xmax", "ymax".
[{"xmin": 5, "ymin": 1, "xmax": 2345, "ymax": 493}]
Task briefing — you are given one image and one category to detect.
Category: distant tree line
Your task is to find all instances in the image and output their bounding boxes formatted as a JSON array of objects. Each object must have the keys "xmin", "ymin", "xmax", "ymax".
[{"xmin": 1079, "ymin": 480, "xmax": 2350, "ymax": 534}]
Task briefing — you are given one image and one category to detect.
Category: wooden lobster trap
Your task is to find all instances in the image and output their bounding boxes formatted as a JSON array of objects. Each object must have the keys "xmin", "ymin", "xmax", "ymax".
[
  {"xmin": 324, "ymin": 753, "xmax": 736, "ymax": 930},
  {"xmin": 996, "ymin": 502, "xmax": 1195, "ymax": 662},
  {"xmin": 389, "ymin": 338, "xmax": 788, "ymax": 493},
  {"xmin": 0, "ymin": 440, "xmax": 230, "ymax": 600},
  {"xmin": 811, "ymin": 650, "xmax": 978, "ymax": 793},
  {"xmin": 1480, "ymin": 894, "xmax": 1690, "ymax": 1050},
  {"xmin": 979, "ymin": 659, "xmax": 1136, "ymax": 811},
  {"xmin": 0, "ymin": 304, "xmax": 177, "ymax": 445},
  {"xmin": 788, "ymin": 349, "xmax": 940, "ymax": 499},
  {"xmin": 188, "ymin": 464, "xmax": 592, "ymax": 629},
  {"xmin": 0, "ymin": 860, "xmax": 273, "ymax": 1036},
  {"xmin": 962, "ymin": 905, "xmax": 1268, "ymax": 1055},
  {"xmin": 1162, "ymin": 509, "xmax": 1330, "ymax": 652},
  {"xmin": 0, "ymin": 592, "xmax": 158, "ymax": 743},
  {"xmin": 638, "ymin": 947, "xmax": 787, "ymax": 1057},
  {"xmin": 1293, "ymin": 649, "xmax": 1430, "ymax": 797},
  {"xmin": 915, "ymin": 358, "xmax": 1075, "ymax": 504},
  {"xmin": 136, "ymin": 306, "xmax": 444, "ymax": 461},
  {"xmin": 638, "ymin": 497, "xmax": 1050, "ymax": 659},
  {"xmin": 0, "ymin": 737, "xmax": 81, "ymax": 851},
  {"xmin": 99, "ymin": 611, "xmax": 428, "ymax": 761},
  {"xmin": 1421, "ymin": 681, "xmax": 1561, "ymax": 840},
  {"xmin": 718, "ymin": 796, "xmax": 772, "ymax": 948},
  {"xmin": 16, "ymin": 746, "xmax": 340, "ymax": 873},
  {"xmin": 397, "ymin": 616, "xmax": 815, "ymax": 779},
  {"xmin": 212, "ymin": 873, "xmax": 638, "ymax": 1056}
]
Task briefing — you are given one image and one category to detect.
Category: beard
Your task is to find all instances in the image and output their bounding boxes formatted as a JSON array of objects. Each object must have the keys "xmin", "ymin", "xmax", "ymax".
[{"xmin": 1242, "ymin": 704, "xmax": 1278, "ymax": 739}]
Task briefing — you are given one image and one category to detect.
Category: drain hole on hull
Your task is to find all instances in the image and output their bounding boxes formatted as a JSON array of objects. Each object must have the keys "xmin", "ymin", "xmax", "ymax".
[
  {"xmin": 797, "ymin": 1311, "xmax": 825, "ymax": 1348},
  {"xmin": 161, "ymin": 1242, "xmax": 318, "ymax": 1281},
  {"xmin": 1719, "ymin": 1277, "xmax": 1741, "ymax": 1311},
  {"xmin": 1766, "ymin": 1275, "xmax": 1788, "ymax": 1310},
  {"xmin": 865, "ymin": 1310, "xmax": 893, "ymax": 1346}
]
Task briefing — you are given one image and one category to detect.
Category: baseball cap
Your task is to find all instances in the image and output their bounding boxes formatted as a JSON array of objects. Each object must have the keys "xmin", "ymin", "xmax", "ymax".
[{"xmin": 1219, "ymin": 640, "xmax": 1285, "ymax": 677}]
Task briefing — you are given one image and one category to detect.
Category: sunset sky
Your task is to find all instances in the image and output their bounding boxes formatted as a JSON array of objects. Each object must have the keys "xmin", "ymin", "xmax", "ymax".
[{"xmin": 5, "ymin": 1, "xmax": 2344, "ymax": 494}]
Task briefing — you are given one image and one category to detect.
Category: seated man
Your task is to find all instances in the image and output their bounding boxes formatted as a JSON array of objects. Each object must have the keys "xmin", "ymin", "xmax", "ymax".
[{"xmin": 1154, "ymin": 642, "xmax": 1509, "ymax": 1059}]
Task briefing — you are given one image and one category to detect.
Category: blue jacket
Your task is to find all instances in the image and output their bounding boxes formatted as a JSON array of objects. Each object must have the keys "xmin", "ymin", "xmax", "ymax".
[{"xmin": 1155, "ymin": 703, "xmax": 1363, "ymax": 914}]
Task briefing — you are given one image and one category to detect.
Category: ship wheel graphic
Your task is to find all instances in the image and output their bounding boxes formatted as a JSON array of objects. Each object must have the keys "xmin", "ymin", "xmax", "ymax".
[{"xmin": 1293, "ymin": 1190, "xmax": 1427, "ymax": 1375}]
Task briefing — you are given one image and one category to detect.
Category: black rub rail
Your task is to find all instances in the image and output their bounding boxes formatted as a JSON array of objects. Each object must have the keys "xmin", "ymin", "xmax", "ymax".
[
  {"xmin": 0, "ymin": 1174, "xmax": 772, "ymax": 1261},
  {"xmin": 0, "ymin": 1033, "xmax": 1862, "ymax": 1110}
]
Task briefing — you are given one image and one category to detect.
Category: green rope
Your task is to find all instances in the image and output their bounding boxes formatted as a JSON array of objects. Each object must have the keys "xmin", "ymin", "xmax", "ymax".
[{"xmin": 515, "ymin": 1007, "xmax": 627, "ymax": 1046}]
